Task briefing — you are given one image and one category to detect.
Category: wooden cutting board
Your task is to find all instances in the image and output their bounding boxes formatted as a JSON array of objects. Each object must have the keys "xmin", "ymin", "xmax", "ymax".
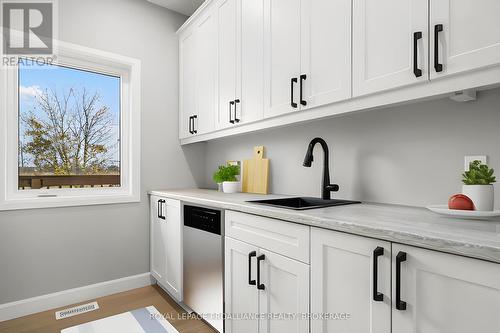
[{"xmin": 242, "ymin": 146, "xmax": 269, "ymax": 194}]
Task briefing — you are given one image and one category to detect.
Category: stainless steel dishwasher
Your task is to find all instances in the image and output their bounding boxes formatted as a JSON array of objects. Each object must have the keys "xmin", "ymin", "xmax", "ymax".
[{"xmin": 183, "ymin": 205, "xmax": 223, "ymax": 332}]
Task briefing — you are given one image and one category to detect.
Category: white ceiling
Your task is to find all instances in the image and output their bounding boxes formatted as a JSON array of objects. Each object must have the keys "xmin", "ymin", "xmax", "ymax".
[{"xmin": 147, "ymin": 0, "xmax": 205, "ymax": 16}]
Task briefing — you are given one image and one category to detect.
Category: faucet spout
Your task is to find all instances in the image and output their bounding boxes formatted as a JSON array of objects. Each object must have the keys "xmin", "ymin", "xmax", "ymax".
[{"xmin": 303, "ymin": 137, "xmax": 339, "ymax": 200}]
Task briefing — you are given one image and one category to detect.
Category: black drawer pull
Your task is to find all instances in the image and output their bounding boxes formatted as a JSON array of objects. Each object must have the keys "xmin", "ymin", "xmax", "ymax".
[
  {"xmin": 413, "ymin": 32, "xmax": 423, "ymax": 77},
  {"xmin": 434, "ymin": 24, "xmax": 443, "ymax": 72},
  {"xmin": 234, "ymin": 99, "xmax": 240, "ymax": 123},
  {"xmin": 158, "ymin": 199, "xmax": 166, "ymax": 220},
  {"xmin": 192, "ymin": 115, "xmax": 198, "ymax": 134},
  {"xmin": 257, "ymin": 254, "xmax": 265, "ymax": 290},
  {"xmin": 291, "ymin": 78, "xmax": 298, "ymax": 108},
  {"xmin": 248, "ymin": 251, "xmax": 256, "ymax": 285},
  {"xmin": 373, "ymin": 246, "xmax": 384, "ymax": 302},
  {"xmin": 229, "ymin": 101, "xmax": 235, "ymax": 124},
  {"xmin": 396, "ymin": 251, "xmax": 407, "ymax": 310},
  {"xmin": 300, "ymin": 74, "xmax": 307, "ymax": 106}
]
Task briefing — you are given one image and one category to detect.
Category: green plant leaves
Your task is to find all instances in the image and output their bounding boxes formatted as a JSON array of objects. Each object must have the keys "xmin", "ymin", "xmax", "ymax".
[
  {"xmin": 213, "ymin": 164, "xmax": 240, "ymax": 183},
  {"xmin": 462, "ymin": 160, "xmax": 496, "ymax": 185}
]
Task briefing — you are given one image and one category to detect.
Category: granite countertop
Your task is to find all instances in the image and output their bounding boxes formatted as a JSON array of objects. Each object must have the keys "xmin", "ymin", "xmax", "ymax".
[{"xmin": 149, "ymin": 189, "xmax": 500, "ymax": 264}]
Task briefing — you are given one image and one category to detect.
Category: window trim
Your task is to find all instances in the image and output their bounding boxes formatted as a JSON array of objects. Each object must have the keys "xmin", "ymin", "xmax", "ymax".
[{"xmin": 0, "ymin": 41, "xmax": 141, "ymax": 211}]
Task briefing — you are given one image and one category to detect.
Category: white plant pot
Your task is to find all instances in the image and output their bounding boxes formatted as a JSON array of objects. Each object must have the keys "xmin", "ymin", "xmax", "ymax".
[
  {"xmin": 223, "ymin": 181, "xmax": 240, "ymax": 194},
  {"xmin": 462, "ymin": 185, "xmax": 494, "ymax": 211}
]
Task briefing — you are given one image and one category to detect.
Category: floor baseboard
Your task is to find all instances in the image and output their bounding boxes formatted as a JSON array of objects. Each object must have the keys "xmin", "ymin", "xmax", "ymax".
[{"xmin": 0, "ymin": 272, "xmax": 153, "ymax": 322}]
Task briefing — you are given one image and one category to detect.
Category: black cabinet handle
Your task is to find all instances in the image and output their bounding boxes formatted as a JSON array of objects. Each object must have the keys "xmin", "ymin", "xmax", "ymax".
[
  {"xmin": 396, "ymin": 251, "xmax": 407, "ymax": 310},
  {"xmin": 248, "ymin": 251, "xmax": 257, "ymax": 285},
  {"xmin": 192, "ymin": 115, "xmax": 198, "ymax": 134},
  {"xmin": 234, "ymin": 99, "xmax": 240, "ymax": 123},
  {"xmin": 413, "ymin": 32, "xmax": 423, "ymax": 77},
  {"xmin": 158, "ymin": 199, "xmax": 166, "ymax": 220},
  {"xmin": 157, "ymin": 200, "xmax": 161, "ymax": 218},
  {"xmin": 300, "ymin": 74, "xmax": 307, "ymax": 106},
  {"xmin": 188, "ymin": 116, "xmax": 193, "ymax": 134},
  {"xmin": 290, "ymin": 78, "xmax": 298, "ymax": 108},
  {"xmin": 434, "ymin": 24, "xmax": 443, "ymax": 72},
  {"xmin": 257, "ymin": 254, "xmax": 265, "ymax": 290},
  {"xmin": 373, "ymin": 247, "xmax": 384, "ymax": 302},
  {"xmin": 229, "ymin": 101, "xmax": 235, "ymax": 124}
]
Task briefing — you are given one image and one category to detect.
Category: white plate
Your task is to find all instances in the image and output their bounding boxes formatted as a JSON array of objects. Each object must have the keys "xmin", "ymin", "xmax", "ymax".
[{"xmin": 427, "ymin": 205, "xmax": 500, "ymax": 220}]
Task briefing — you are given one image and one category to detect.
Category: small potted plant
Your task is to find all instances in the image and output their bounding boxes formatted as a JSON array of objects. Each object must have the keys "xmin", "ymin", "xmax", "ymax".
[
  {"xmin": 213, "ymin": 165, "xmax": 240, "ymax": 193},
  {"xmin": 462, "ymin": 160, "xmax": 496, "ymax": 211}
]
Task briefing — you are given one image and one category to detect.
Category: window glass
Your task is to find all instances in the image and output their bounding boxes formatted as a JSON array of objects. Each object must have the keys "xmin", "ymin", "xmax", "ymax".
[{"xmin": 18, "ymin": 62, "xmax": 121, "ymax": 189}]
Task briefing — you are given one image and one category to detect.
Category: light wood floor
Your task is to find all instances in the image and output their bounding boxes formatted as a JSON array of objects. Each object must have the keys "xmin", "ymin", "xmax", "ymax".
[{"xmin": 0, "ymin": 285, "xmax": 216, "ymax": 333}]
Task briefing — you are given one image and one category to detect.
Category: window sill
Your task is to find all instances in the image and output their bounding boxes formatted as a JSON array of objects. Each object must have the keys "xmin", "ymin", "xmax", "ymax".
[{"xmin": 0, "ymin": 193, "xmax": 141, "ymax": 211}]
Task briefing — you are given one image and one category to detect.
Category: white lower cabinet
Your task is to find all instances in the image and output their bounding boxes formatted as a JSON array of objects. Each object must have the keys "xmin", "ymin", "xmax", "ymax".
[
  {"xmin": 224, "ymin": 236, "xmax": 310, "ymax": 333},
  {"xmin": 311, "ymin": 227, "xmax": 500, "ymax": 333},
  {"xmin": 224, "ymin": 211, "xmax": 310, "ymax": 333},
  {"xmin": 258, "ymin": 248, "xmax": 309, "ymax": 333},
  {"xmin": 224, "ymin": 212, "xmax": 500, "ymax": 333},
  {"xmin": 311, "ymin": 228, "xmax": 391, "ymax": 333},
  {"xmin": 150, "ymin": 196, "xmax": 183, "ymax": 302},
  {"xmin": 225, "ymin": 237, "xmax": 259, "ymax": 333},
  {"xmin": 392, "ymin": 244, "xmax": 500, "ymax": 333}
]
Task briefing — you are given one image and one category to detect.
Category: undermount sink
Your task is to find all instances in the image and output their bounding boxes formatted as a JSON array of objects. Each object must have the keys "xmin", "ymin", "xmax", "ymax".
[{"xmin": 247, "ymin": 197, "xmax": 361, "ymax": 210}]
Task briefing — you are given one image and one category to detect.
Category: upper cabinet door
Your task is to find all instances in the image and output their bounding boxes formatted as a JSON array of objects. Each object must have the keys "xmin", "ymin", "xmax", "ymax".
[
  {"xmin": 300, "ymin": 0, "xmax": 352, "ymax": 109},
  {"xmin": 258, "ymin": 249, "xmax": 310, "ymax": 333},
  {"xmin": 353, "ymin": 0, "xmax": 428, "ymax": 97},
  {"xmin": 179, "ymin": 29, "xmax": 197, "ymax": 139},
  {"xmin": 392, "ymin": 244, "xmax": 500, "ymax": 333},
  {"xmin": 264, "ymin": 0, "xmax": 302, "ymax": 118},
  {"xmin": 196, "ymin": 10, "xmax": 218, "ymax": 134},
  {"xmin": 237, "ymin": 0, "xmax": 265, "ymax": 123},
  {"xmin": 217, "ymin": 0, "xmax": 238, "ymax": 129},
  {"xmin": 311, "ymin": 228, "xmax": 391, "ymax": 333},
  {"xmin": 430, "ymin": 0, "xmax": 500, "ymax": 79},
  {"xmin": 225, "ymin": 237, "xmax": 259, "ymax": 333}
]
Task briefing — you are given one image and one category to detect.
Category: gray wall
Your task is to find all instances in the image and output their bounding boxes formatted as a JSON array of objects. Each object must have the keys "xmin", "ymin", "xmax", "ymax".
[
  {"xmin": 0, "ymin": 0, "xmax": 206, "ymax": 303},
  {"xmin": 205, "ymin": 88, "xmax": 500, "ymax": 208}
]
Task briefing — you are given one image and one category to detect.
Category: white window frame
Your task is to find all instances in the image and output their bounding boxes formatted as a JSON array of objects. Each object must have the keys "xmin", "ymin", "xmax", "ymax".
[{"xmin": 0, "ymin": 41, "xmax": 141, "ymax": 210}]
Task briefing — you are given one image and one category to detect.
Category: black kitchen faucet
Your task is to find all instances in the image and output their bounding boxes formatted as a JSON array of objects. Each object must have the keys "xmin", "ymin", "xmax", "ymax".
[{"xmin": 303, "ymin": 137, "xmax": 339, "ymax": 200}]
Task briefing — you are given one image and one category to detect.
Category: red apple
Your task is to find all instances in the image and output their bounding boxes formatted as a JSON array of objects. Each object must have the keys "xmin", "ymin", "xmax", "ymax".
[{"xmin": 448, "ymin": 194, "xmax": 475, "ymax": 211}]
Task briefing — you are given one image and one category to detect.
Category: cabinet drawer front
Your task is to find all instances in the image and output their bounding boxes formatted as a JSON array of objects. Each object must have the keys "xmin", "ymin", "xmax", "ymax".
[{"xmin": 225, "ymin": 210, "xmax": 310, "ymax": 263}]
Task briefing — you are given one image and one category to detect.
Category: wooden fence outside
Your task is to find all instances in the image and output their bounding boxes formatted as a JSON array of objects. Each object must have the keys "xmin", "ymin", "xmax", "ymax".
[{"xmin": 18, "ymin": 175, "xmax": 121, "ymax": 189}]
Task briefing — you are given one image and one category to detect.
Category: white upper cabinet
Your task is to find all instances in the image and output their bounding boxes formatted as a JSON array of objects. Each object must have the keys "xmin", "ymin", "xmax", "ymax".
[
  {"xmin": 300, "ymin": 0, "xmax": 352, "ymax": 109},
  {"xmin": 237, "ymin": 0, "xmax": 265, "ymax": 124},
  {"xmin": 311, "ymin": 228, "xmax": 391, "ymax": 333},
  {"xmin": 430, "ymin": 0, "xmax": 500, "ymax": 79},
  {"xmin": 195, "ymin": 10, "xmax": 218, "ymax": 134},
  {"xmin": 179, "ymin": 29, "xmax": 197, "ymax": 139},
  {"xmin": 264, "ymin": 0, "xmax": 351, "ymax": 117},
  {"xmin": 217, "ymin": 0, "xmax": 238, "ymax": 128},
  {"xmin": 353, "ymin": 0, "xmax": 428, "ymax": 96},
  {"xmin": 217, "ymin": 0, "xmax": 265, "ymax": 129},
  {"xmin": 392, "ymin": 244, "xmax": 500, "ymax": 333},
  {"xmin": 264, "ymin": 0, "xmax": 302, "ymax": 118},
  {"xmin": 178, "ymin": 0, "xmax": 500, "ymax": 142}
]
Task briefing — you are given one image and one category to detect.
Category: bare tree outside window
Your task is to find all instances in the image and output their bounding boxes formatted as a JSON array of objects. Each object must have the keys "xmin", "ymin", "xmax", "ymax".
[{"xmin": 18, "ymin": 63, "xmax": 121, "ymax": 189}]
